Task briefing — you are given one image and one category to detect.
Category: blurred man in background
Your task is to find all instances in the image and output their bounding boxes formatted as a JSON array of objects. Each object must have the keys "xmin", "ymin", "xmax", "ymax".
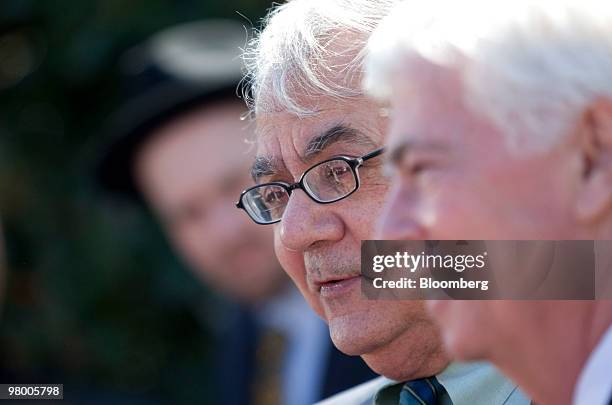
[
  {"xmin": 366, "ymin": 1, "xmax": 612, "ymax": 404},
  {"xmin": 238, "ymin": 1, "xmax": 529, "ymax": 404},
  {"xmin": 97, "ymin": 20, "xmax": 375, "ymax": 405}
]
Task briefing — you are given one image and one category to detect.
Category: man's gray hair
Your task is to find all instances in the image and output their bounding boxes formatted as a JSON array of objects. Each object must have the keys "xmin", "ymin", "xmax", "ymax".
[
  {"xmin": 364, "ymin": 0, "xmax": 612, "ymax": 152},
  {"xmin": 243, "ymin": 0, "xmax": 400, "ymax": 117}
]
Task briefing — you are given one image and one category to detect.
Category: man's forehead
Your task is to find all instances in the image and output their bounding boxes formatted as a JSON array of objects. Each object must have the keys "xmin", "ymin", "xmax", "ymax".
[
  {"xmin": 256, "ymin": 97, "xmax": 383, "ymax": 144},
  {"xmin": 255, "ymin": 118, "xmax": 284, "ymax": 155},
  {"xmin": 256, "ymin": 109, "xmax": 333, "ymax": 148},
  {"xmin": 251, "ymin": 113, "xmax": 295, "ymax": 181},
  {"xmin": 384, "ymin": 69, "xmax": 470, "ymax": 151},
  {"xmin": 386, "ymin": 112, "xmax": 427, "ymax": 153}
]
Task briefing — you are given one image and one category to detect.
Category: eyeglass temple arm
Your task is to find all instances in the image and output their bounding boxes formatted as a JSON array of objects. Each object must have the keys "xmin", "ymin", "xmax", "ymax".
[{"xmin": 360, "ymin": 147, "xmax": 386, "ymax": 163}]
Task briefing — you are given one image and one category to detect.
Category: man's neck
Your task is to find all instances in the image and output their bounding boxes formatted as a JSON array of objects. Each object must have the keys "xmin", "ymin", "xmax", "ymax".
[
  {"xmin": 500, "ymin": 347, "xmax": 582, "ymax": 405},
  {"xmin": 587, "ymin": 303, "xmax": 612, "ymax": 351},
  {"xmin": 496, "ymin": 302, "xmax": 612, "ymax": 405}
]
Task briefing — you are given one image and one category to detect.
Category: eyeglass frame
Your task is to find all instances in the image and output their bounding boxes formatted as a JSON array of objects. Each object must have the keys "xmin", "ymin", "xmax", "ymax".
[{"xmin": 236, "ymin": 147, "xmax": 385, "ymax": 225}]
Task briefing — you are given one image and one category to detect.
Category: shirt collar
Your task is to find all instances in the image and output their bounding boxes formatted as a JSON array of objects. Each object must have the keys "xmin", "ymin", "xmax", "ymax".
[
  {"xmin": 437, "ymin": 361, "xmax": 520, "ymax": 404},
  {"xmin": 375, "ymin": 361, "xmax": 521, "ymax": 405},
  {"xmin": 573, "ymin": 325, "xmax": 612, "ymax": 405}
]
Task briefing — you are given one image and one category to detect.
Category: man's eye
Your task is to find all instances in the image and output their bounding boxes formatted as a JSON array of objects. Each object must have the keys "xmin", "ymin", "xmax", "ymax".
[
  {"xmin": 325, "ymin": 164, "xmax": 350, "ymax": 183},
  {"xmin": 397, "ymin": 159, "xmax": 430, "ymax": 179},
  {"xmin": 403, "ymin": 154, "xmax": 431, "ymax": 174},
  {"xmin": 263, "ymin": 190, "xmax": 285, "ymax": 204},
  {"xmin": 410, "ymin": 162, "xmax": 427, "ymax": 175}
]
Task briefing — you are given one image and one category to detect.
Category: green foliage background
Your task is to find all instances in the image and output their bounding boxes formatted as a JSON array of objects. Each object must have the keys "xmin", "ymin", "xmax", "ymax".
[{"xmin": 0, "ymin": 1, "xmax": 271, "ymax": 402}]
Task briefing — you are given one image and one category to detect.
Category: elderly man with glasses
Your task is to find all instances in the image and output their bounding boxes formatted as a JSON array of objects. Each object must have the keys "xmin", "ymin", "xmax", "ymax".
[
  {"xmin": 237, "ymin": 0, "xmax": 531, "ymax": 404},
  {"xmin": 97, "ymin": 20, "xmax": 377, "ymax": 405}
]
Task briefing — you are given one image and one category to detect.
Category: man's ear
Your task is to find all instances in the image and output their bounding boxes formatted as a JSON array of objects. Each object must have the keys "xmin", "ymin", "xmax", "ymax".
[{"xmin": 576, "ymin": 98, "xmax": 612, "ymax": 224}]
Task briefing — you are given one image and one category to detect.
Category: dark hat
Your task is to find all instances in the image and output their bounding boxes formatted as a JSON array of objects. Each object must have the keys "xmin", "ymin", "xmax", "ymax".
[{"xmin": 96, "ymin": 19, "xmax": 247, "ymax": 199}]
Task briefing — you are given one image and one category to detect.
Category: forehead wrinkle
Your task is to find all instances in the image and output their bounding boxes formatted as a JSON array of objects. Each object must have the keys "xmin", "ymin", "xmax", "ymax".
[
  {"xmin": 304, "ymin": 123, "xmax": 377, "ymax": 160},
  {"xmin": 251, "ymin": 119, "xmax": 287, "ymax": 182}
]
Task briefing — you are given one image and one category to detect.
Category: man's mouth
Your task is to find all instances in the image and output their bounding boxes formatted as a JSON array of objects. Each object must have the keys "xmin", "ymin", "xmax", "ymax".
[{"xmin": 314, "ymin": 275, "xmax": 362, "ymax": 298}]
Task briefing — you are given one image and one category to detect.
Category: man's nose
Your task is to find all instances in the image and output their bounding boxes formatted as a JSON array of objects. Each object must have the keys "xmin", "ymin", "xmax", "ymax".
[
  {"xmin": 279, "ymin": 190, "xmax": 344, "ymax": 252},
  {"xmin": 375, "ymin": 182, "xmax": 426, "ymax": 240}
]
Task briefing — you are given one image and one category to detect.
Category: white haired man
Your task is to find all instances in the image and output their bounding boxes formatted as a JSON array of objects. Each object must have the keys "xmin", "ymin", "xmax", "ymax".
[
  {"xmin": 366, "ymin": 1, "xmax": 612, "ymax": 404},
  {"xmin": 237, "ymin": 0, "xmax": 530, "ymax": 403}
]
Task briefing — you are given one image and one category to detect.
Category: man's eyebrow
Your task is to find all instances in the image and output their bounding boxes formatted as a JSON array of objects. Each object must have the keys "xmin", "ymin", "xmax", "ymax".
[
  {"xmin": 250, "ymin": 156, "xmax": 278, "ymax": 182},
  {"xmin": 304, "ymin": 124, "xmax": 377, "ymax": 160},
  {"xmin": 388, "ymin": 139, "xmax": 448, "ymax": 165}
]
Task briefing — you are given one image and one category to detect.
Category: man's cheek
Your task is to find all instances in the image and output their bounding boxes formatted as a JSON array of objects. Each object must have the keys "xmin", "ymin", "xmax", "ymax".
[
  {"xmin": 274, "ymin": 235, "xmax": 305, "ymax": 284},
  {"xmin": 273, "ymin": 234, "xmax": 327, "ymax": 318},
  {"xmin": 427, "ymin": 194, "xmax": 469, "ymax": 238}
]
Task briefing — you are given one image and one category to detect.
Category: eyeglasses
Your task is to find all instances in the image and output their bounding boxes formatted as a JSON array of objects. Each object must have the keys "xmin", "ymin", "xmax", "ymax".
[{"xmin": 236, "ymin": 148, "xmax": 385, "ymax": 225}]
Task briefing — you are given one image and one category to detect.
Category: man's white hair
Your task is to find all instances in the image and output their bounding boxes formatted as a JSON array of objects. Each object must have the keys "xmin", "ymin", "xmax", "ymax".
[
  {"xmin": 243, "ymin": 0, "xmax": 400, "ymax": 117},
  {"xmin": 365, "ymin": 0, "xmax": 612, "ymax": 152}
]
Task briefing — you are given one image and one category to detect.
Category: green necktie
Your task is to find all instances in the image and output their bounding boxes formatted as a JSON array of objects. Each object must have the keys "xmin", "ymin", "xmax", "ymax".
[{"xmin": 399, "ymin": 377, "xmax": 446, "ymax": 405}]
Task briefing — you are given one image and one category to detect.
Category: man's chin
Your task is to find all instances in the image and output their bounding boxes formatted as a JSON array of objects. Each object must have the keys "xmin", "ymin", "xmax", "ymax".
[
  {"xmin": 439, "ymin": 329, "xmax": 486, "ymax": 362},
  {"xmin": 327, "ymin": 312, "xmax": 393, "ymax": 356},
  {"xmin": 426, "ymin": 301, "xmax": 487, "ymax": 361}
]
